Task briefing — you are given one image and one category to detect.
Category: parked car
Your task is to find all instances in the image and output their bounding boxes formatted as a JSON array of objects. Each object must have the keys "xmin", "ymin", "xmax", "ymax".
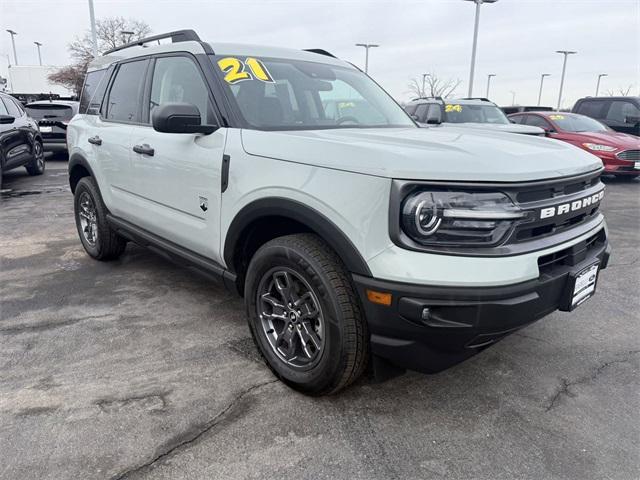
[
  {"xmin": 25, "ymin": 100, "xmax": 79, "ymax": 154},
  {"xmin": 509, "ymin": 111, "xmax": 640, "ymax": 179},
  {"xmin": 0, "ymin": 92, "xmax": 45, "ymax": 188},
  {"xmin": 573, "ymin": 96, "xmax": 640, "ymax": 137},
  {"xmin": 501, "ymin": 105, "xmax": 554, "ymax": 115},
  {"xmin": 405, "ymin": 97, "xmax": 544, "ymax": 135},
  {"xmin": 68, "ymin": 30, "xmax": 610, "ymax": 395}
]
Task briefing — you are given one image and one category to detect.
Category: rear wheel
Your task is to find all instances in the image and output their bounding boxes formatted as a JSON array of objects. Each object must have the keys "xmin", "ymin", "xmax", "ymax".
[
  {"xmin": 245, "ymin": 234, "xmax": 369, "ymax": 396},
  {"xmin": 25, "ymin": 140, "xmax": 45, "ymax": 176},
  {"xmin": 74, "ymin": 177, "xmax": 127, "ymax": 260}
]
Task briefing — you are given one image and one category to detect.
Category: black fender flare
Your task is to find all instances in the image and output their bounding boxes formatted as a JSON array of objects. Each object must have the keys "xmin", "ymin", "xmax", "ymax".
[
  {"xmin": 68, "ymin": 153, "xmax": 97, "ymax": 192},
  {"xmin": 223, "ymin": 197, "xmax": 372, "ymax": 277}
]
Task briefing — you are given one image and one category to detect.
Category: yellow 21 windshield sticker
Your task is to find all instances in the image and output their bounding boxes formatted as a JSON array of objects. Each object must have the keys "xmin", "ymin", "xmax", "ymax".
[
  {"xmin": 217, "ymin": 57, "xmax": 274, "ymax": 84},
  {"xmin": 445, "ymin": 104, "xmax": 462, "ymax": 113}
]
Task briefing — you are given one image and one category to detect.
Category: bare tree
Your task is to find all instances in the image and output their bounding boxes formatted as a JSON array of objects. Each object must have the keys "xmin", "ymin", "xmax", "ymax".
[
  {"xmin": 605, "ymin": 85, "xmax": 634, "ymax": 96},
  {"xmin": 407, "ymin": 73, "xmax": 462, "ymax": 99},
  {"xmin": 48, "ymin": 17, "xmax": 151, "ymax": 97}
]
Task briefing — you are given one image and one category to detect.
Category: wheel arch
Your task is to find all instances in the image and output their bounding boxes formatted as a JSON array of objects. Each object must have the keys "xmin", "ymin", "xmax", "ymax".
[
  {"xmin": 224, "ymin": 197, "xmax": 372, "ymax": 295},
  {"xmin": 68, "ymin": 153, "xmax": 96, "ymax": 193}
]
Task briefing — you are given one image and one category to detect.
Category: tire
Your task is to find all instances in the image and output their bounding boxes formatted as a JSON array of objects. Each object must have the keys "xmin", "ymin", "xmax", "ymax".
[
  {"xmin": 25, "ymin": 140, "xmax": 45, "ymax": 176},
  {"xmin": 74, "ymin": 177, "xmax": 127, "ymax": 260},
  {"xmin": 245, "ymin": 233, "xmax": 369, "ymax": 395}
]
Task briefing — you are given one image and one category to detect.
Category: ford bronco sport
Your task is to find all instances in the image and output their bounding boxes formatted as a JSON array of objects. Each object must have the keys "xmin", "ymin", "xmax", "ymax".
[{"xmin": 67, "ymin": 30, "xmax": 611, "ymax": 395}]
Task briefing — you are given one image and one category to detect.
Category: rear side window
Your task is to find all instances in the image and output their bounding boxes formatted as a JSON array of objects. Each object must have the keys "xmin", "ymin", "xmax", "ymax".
[
  {"xmin": 105, "ymin": 60, "xmax": 148, "ymax": 123},
  {"xmin": 404, "ymin": 104, "xmax": 417, "ymax": 115},
  {"xmin": 0, "ymin": 97, "xmax": 8, "ymax": 115},
  {"xmin": 2, "ymin": 97, "xmax": 22, "ymax": 117},
  {"xmin": 523, "ymin": 115, "xmax": 551, "ymax": 129},
  {"xmin": 80, "ymin": 69, "xmax": 107, "ymax": 114},
  {"xmin": 575, "ymin": 100, "xmax": 606, "ymax": 119},
  {"xmin": 26, "ymin": 104, "xmax": 74, "ymax": 122},
  {"xmin": 414, "ymin": 104, "xmax": 429, "ymax": 122}
]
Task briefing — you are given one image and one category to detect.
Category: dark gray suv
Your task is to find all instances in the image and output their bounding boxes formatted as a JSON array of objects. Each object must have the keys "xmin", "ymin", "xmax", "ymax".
[{"xmin": 573, "ymin": 96, "xmax": 640, "ymax": 137}]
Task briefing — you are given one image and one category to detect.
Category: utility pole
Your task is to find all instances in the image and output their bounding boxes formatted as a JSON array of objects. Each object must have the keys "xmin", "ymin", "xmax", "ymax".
[
  {"xmin": 464, "ymin": 0, "xmax": 499, "ymax": 97},
  {"xmin": 556, "ymin": 50, "xmax": 577, "ymax": 110},
  {"xmin": 486, "ymin": 73, "xmax": 496, "ymax": 98},
  {"xmin": 355, "ymin": 43, "xmax": 379, "ymax": 74},
  {"xmin": 6, "ymin": 30, "xmax": 18, "ymax": 65},
  {"xmin": 537, "ymin": 73, "xmax": 551, "ymax": 106},
  {"xmin": 595, "ymin": 73, "xmax": 608, "ymax": 96},
  {"xmin": 88, "ymin": 0, "xmax": 98, "ymax": 57},
  {"xmin": 34, "ymin": 42, "xmax": 43, "ymax": 65},
  {"xmin": 510, "ymin": 90, "xmax": 516, "ymax": 106}
]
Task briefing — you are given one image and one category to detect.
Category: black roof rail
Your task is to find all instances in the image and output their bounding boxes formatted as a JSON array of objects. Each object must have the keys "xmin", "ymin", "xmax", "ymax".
[
  {"xmin": 411, "ymin": 96, "xmax": 444, "ymax": 102},
  {"xmin": 104, "ymin": 29, "xmax": 202, "ymax": 55},
  {"xmin": 304, "ymin": 48, "xmax": 336, "ymax": 58},
  {"xmin": 460, "ymin": 97, "xmax": 492, "ymax": 102}
]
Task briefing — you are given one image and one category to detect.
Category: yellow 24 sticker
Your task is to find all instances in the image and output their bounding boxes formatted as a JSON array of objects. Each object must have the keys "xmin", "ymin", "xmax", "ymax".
[
  {"xmin": 549, "ymin": 114, "xmax": 565, "ymax": 120},
  {"xmin": 217, "ymin": 57, "xmax": 274, "ymax": 84},
  {"xmin": 445, "ymin": 104, "xmax": 462, "ymax": 113}
]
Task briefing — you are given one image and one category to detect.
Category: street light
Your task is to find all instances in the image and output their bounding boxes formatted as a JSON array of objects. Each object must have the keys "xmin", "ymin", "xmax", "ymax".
[
  {"xmin": 422, "ymin": 73, "xmax": 430, "ymax": 97},
  {"xmin": 34, "ymin": 42, "xmax": 43, "ymax": 65},
  {"xmin": 464, "ymin": 0, "xmax": 499, "ymax": 97},
  {"xmin": 510, "ymin": 90, "xmax": 516, "ymax": 106},
  {"xmin": 537, "ymin": 73, "xmax": 551, "ymax": 106},
  {"xmin": 486, "ymin": 73, "xmax": 496, "ymax": 98},
  {"xmin": 355, "ymin": 43, "xmax": 379, "ymax": 74},
  {"xmin": 120, "ymin": 30, "xmax": 134, "ymax": 45},
  {"xmin": 6, "ymin": 30, "xmax": 18, "ymax": 65},
  {"xmin": 556, "ymin": 50, "xmax": 577, "ymax": 110},
  {"xmin": 87, "ymin": 0, "xmax": 98, "ymax": 57},
  {"xmin": 595, "ymin": 73, "xmax": 608, "ymax": 96}
]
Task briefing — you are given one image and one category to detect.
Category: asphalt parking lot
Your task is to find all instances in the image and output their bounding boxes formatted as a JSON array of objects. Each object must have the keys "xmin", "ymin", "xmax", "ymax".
[{"xmin": 1, "ymin": 158, "xmax": 638, "ymax": 480}]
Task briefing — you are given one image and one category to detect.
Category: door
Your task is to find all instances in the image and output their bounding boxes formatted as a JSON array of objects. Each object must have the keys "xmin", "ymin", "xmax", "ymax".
[
  {"xmin": 1, "ymin": 96, "xmax": 32, "ymax": 169},
  {"xmin": 94, "ymin": 58, "xmax": 149, "ymax": 217},
  {"xmin": 128, "ymin": 54, "xmax": 226, "ymax": 262}
]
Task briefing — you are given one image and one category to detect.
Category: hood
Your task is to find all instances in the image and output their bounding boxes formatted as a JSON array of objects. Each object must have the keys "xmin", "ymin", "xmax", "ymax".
[
  {"xmin": 240, "ymin": 127, "xmax": 602, "ymax": 182},
  {"xmin": 568, "ymin": 130, "xmax": 640, "ymax": 150},
  {"xmin": 441, "ymin": 122, "xmax": 545, "ymax": 135}
]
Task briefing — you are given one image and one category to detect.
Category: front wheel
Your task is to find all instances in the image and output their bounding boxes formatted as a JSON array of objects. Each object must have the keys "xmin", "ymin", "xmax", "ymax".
[
  {"xmin": 245, "ymin": 234, "xmax": 369, "ymax": 396},
  {"xmin": 25, "ymin": 140, "xmax": 45, "ymax": 176}
]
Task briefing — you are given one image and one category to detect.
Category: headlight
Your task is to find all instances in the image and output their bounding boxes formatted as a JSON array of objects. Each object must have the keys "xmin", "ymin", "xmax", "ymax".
[
  {"xmin": 582, "ymin": 143, "xmax": 617, "ymax": 152},
  {"xmin": 401, "ymin": 190, "xmax": 527, "ymax": 247}
]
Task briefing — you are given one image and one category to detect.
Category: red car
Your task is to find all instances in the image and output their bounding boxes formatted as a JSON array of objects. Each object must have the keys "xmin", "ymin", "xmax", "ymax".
[{"xmin": 508, "ymin": 111, "xmax": 640, "ymax": 179}]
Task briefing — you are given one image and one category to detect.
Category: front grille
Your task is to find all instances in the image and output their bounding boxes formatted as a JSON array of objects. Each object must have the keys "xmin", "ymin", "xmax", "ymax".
[
  {"xmin": 617, "ymin": 150, "xmax": 640, "ymax": 161},
  {"xmin": 537, "ymin": 229, "xmax": 605, "ymax": 275}
]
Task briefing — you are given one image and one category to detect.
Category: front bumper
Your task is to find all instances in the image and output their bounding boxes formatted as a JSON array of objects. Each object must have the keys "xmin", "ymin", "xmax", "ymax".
[
  {"xmin": 354, "ymin": 229, "xmax": 610, "ymax": 374},
  {"xmin": 42, "ymin": 138, "xmax": 68, "ymax": 152}
]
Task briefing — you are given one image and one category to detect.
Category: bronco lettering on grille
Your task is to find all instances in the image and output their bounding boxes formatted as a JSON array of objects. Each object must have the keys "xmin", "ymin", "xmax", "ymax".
[{"xmin": 540, "ymin": 191, "xmax": 604, "ymax": 219}]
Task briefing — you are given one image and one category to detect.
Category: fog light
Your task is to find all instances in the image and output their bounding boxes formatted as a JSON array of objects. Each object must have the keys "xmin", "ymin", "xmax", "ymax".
[{"xmin": 422, "ymin": 308, "xmax": 431, "ymax": 321}]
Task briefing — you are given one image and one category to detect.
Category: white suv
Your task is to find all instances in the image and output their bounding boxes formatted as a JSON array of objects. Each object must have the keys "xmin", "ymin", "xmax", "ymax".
[{"xmin": 67, "ymin": 30, "xmax": 610, "ymax": 395}]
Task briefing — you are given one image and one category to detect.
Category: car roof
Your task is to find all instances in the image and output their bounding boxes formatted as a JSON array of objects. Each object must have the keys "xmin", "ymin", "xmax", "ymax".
[
  {"xmin": 408, "ymin": 97, "xmax": 495, "ymax": 106},
  {"xmin": 577, "ymin": 96, "xmax": 640, "ymax": 102},
  {"xmin": 88, "ymin": 39, "xmax": 352, "ymax": 72},
  {"xmin": 26, "ymin": 100, "xmax": 79, "ymax": 107}
]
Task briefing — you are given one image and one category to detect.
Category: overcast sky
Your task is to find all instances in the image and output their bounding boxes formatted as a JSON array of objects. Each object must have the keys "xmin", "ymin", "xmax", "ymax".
[{"xmin": 1, "ymin": 0, "xmax": 638, "ymax": 108}]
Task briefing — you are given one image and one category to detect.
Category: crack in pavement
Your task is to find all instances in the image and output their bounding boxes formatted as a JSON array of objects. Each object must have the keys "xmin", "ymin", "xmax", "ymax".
[
  {"xmin": 95, "ymin": 391, "xmax": 171, "ymax": 413},
  {"xmin": 111, "ymin": 379, "xmax": 278, "ymax": 480},
  {"xmin": 545, "ymin": 350, "xmax": 640, "ymax": 412}
]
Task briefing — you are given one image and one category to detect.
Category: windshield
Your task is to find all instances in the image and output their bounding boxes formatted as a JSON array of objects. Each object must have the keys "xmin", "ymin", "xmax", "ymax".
[
  {"xmin": 548, "ymin": 113, "xmax": 609, "ymax": 132},
  {"xmin": 444, "ymin": 103, "xmax": 510, "ymax": 124},
  {"xmin": 213, "ymin": 56, "xmax": 415, "ymax": 130},
  {"xmin": 26, "ymin": 104, "xmax": 74, "ymax": 122}
]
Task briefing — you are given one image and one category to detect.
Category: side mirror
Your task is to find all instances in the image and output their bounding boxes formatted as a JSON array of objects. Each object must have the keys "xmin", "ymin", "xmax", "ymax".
[
  {"xmin": 625, "ymin": 115, "xmax": 640, "ymax": 125},
  {"xmin": 0, "ymin": 114, "xmax": 15, "ymax": 125},
  {"xmin": 410, "ymin": 114, "xmax": 419, "ymax": 121},
  {"xmin": 425, "ymin": 110, "xmax": 442, "ymax": 125},
  {"xmin": 152, "ymin": 103, "xmax": 217, "ymax": 134}
]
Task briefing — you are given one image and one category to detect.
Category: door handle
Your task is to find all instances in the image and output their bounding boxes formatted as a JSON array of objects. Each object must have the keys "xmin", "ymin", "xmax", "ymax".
[
  {"xmin": 88, "ymin": 135, "xmax": 102, "ymax": 146},
  {"xmin": 133, "ymin": 144, "xmax": 155, "ymax": 156}
]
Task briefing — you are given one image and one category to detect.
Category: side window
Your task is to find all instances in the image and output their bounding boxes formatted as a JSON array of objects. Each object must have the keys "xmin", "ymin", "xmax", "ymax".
[
  {"xmin": 80, "ymin": 69, "xmax": 108, "ymax": 114},
  {"xmin": 523, "ymin": 115, "xmax": 551, "ymax": 129},
  {"xmin": 606, "ymin": 101, "xmax": 640, "ymax": 123},
  {"xmin": 575, "ymin": 100, "xmax": 605, "ymax": 119},
  {"xmin": 149, "ymin": 56, "xmax": 214, "ymax": 123},
  {"xmin": 404, "ymin": 104, "xmax": 417, "ymax": 116},
  {"xmin": 0, "ymin": 97, "xmax": 9, "ymax": 115},
  {"xmin": 105, "ymin": 60, "xmax": 148, "ymax": 123},
  {"xmin": 414, "ymin": 104, "xmax": 429, "ymax": 122},
  {"xmin": 509, "ymin": 115, "xmax": 524, "ymax": 124},
  {"xmin": 2, "ymin": 97, "xmax": 22, "ymax": 117}
]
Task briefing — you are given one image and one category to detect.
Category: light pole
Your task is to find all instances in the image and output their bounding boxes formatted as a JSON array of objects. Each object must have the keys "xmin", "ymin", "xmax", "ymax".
[
  {"xmin": 87, "ymin": 0, "xmax": 98, "ymax": 57},
  {"xmin": 422, "ymin": 73, "xmax": 430, "ymax": 97},
  {"xmin": 6, "ymin": 30, "xmax": 18, "ymax": 65},
  {"xmin": 486, "ymin": 73, "xmax": 496, "ymax": 98},
  {"xmin": 556, "ymin": 50, "xmax": 577, "ymax": 110},
  {"xmin": 595, "ymin": 73, "xmax": 608, "ymax": 96},
  {"xmin": 510, "ymin": 90, "xmax": 516, "ymax": 106},
  {"xmin": 34, "ymin": 42, "xmax": 43, "ymax": 65},
  {"xmin": 355, "ymin": 43, "xmax": 379, "ymax": 74},
  {"xmin": 537, "ymin": 73, "xmax": 551, "ymax": 106},
  {"xmin": 464, "ymin": 0, "xmax": 499, "ymax": 97}
]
